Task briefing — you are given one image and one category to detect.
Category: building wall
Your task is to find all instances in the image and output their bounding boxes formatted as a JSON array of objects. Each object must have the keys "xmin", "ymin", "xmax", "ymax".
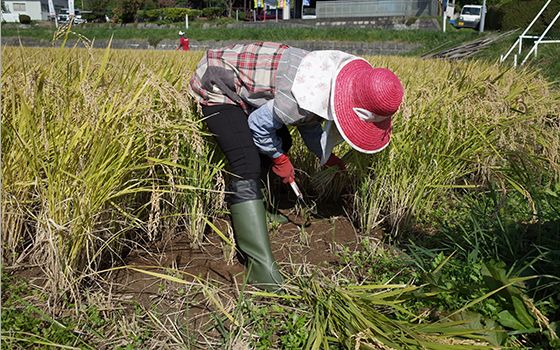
[
  {"xmin": 3, "ymin": 0, "xmax": 68, "ymax": 21},
  {"xmin": 316, "ymin": 0, "xmax": 440, "ymax": 19},
  {"xmin": 4, "ymin": 1, "xmax": 40, "ymax": 19}
]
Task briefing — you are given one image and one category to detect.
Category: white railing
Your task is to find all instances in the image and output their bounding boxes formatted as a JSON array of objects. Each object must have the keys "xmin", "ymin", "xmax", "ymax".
[{"xmin": 500, "ymin": 0, "xmax": 560, "ymax": 68}]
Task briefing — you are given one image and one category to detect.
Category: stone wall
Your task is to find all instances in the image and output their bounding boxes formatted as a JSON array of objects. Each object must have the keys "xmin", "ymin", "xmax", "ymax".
[
  {"xmin": 1, "ymin": 17, "xmax": 440, "ymax": 31},
  {"xmin": 1, "ymin": 37, "xmax": 422, "ymax": 56},
  {"xmin": 232, "ymin": 17, "xmax": 440, "ymax": 31}
]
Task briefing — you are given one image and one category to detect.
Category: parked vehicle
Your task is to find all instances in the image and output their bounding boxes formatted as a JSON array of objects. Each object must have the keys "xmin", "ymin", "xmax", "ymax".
[
  {"xmin": 58, "ymin": 8, "xmax": 84, "ymax": 23},
  {"xmin": 302, "ymin": 7, "xmax": 316, "ymax": 20},
  {"xmin": 256, "ymin": 8, "xmax": 293, "ymax": 21},
  {"xmin": 2, "ymin": 10, "xmax": 21, "ymax": 22},
  {"xmin": 454, "ymin": 4, "xmax": 484, "ymax": 30}
]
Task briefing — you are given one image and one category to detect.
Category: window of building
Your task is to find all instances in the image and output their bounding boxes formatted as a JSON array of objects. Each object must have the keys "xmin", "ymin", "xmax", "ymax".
[{"xmin": 13, "ymin": 3, "xmax": 26, "ymax": 11}]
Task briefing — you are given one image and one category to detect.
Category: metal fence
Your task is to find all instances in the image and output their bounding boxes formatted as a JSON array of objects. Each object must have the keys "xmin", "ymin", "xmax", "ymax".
[{"xmin": 316, "ymin": 0, "xmax": 440, "ymax": 19}]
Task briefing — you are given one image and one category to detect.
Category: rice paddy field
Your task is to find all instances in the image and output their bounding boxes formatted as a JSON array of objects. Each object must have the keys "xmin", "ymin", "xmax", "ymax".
[{"xmin": 2, "ymin": 28, "xmax": 560, "ymax": 349}]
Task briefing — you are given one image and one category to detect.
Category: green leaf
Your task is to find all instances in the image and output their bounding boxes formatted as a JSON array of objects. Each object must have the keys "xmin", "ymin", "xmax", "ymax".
[
  {"xmin": 511, "ymin": 295, "xmax": 535, "ymax": 329},
  {"xmin": 498, "ymin": 310, "xmax": 528, "ymax": 330}
]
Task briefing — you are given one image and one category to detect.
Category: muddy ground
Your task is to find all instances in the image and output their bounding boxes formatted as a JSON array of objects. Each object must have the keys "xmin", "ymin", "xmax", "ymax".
[
  {"xmin": 9, "ymin": 187, "xmax": 387, "ymax": 348},
  {"xmin": 111, "ymin": 191, "xmax": 375, "ymax": 286},
  {"xmin": 107, "ymin": 189, "xmax": 385, "ymax": 346}
]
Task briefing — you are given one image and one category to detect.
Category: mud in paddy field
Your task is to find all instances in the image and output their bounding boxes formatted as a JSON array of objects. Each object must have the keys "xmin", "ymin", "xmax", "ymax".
[
  {"xmin": 10, "ymin": 188, "xmax": 388, "ymax": 348},
  {"xmin": 110, "ymin": 191, "xmax": 383, "ymax": 296},
  {"xmin": 111, "ymin": 189, "xmax": 385, "ymax": 342}
]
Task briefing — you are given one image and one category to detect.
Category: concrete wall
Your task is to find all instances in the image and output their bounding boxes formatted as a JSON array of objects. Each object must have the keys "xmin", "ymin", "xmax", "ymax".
[
  {"xmin": 228, "ymin": 16, "xmax": 440, "ymax": 30},
  {"xmin": 1, "ymin": 37, "xmax": 423, "ymax": 56}
]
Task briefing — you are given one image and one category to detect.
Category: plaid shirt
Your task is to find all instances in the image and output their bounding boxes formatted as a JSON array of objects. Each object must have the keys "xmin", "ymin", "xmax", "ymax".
[{"xmin": 189, "ymin": 42, "xmax": 290, "ymax": 115}]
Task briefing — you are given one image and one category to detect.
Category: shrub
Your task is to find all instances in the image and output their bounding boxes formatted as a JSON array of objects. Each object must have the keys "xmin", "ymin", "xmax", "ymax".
[
  {"xmin": 489, "ymin": 0, "xmax": 560, "ymax": 33},
  {"xmin": 202, "ymin": 7, "xmax": 223, "ymax": 19},
  {"xmin": 163, "ymin": 7, "xmax": 189, "ymax": 21},
  {"xmin": 18, "ymin": 14, "xmax": 31, "ymax": 24},
  {"xmin": 147, "ymin": 37, "xmax": 163, "ymax": 47},
  {"xmin": 145, "ymin": 8, "xmax": 162, "ymax": 21},
  {"xmin": 83, "ymin": 11, "xmax": 108, "ymax": 22},
  {"xmin": 187, "ymin": 9, "xmax": 202, "ymax": 18},
  {"xmin": 484, "ymin": 5, "xmax": 505, "ymax": 31}
]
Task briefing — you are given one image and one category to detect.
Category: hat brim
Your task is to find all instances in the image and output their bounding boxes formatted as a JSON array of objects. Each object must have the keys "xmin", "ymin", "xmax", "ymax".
[{"xmin": 331, "ymin": 59, "xmax": 392, "ymax": 154}]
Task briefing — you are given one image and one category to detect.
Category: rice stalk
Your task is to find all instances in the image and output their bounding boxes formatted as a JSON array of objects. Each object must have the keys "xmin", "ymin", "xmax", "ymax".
[
  {"xmin": 1, "ymin": 35, "xmax": 221, "ymax": 294},
  {"xmin": 280, "ymin": 277, "xmax": 500, "ymax": 350},
  {"xmin": 283, "ymin": 56, "xmax": 558, "ymax": 236},
  {"xmin": 309, "ymin": 151, "xmax": 354, "ymax": 202},
  {"xmin": 348, "ymin": 56, "xmax": 560, "ymax": 236}
]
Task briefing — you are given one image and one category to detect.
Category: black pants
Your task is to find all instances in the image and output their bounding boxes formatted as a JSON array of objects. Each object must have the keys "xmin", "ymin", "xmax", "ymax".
[{"xmin": 202, "ymin": 104, "xmax": 292, "ymax": 182}]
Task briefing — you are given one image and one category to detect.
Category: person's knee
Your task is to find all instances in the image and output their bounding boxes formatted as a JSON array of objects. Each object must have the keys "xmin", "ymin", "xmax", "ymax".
[{"xmin": 228, "ymin": 178, "xmax": 263, "ymax": 204}]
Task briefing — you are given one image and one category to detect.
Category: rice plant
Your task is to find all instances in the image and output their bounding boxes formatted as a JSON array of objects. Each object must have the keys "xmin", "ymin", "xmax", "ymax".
[
  {"xmin": 3, "ymin": 27, "xmax": 560, "ymax": 349},
  {"xmin": 1, "ymin": 37, "xmax": 222, "ymax": 294},
  {"xmin": 289, "ymin": 56, "xmax": 559, "ymax": 237},
  {"xmin": 348, "ymin": 56, "xmax": 560, "ymax": 237}
]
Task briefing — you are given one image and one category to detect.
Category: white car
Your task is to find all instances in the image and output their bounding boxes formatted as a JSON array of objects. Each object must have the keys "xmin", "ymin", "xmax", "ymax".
[
  {"xmin": 302, "ymin": 7, "xmax": 316, "ymax": 20},
  {"xmin": 58, "ymin": 8, "xmax": 84, "ymax": 24},
  {"xmin": 2, "ymin": 11, "xmax": 22, "ymax": 22},
  {"xmin": 455, "ymin": 5, "xmax": 484, "ymax": 30}
]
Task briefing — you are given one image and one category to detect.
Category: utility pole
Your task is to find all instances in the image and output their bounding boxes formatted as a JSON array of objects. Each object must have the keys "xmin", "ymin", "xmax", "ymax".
[{"xmin": 479, "ymin": 0, "xmax": 486, "ymax": 33}]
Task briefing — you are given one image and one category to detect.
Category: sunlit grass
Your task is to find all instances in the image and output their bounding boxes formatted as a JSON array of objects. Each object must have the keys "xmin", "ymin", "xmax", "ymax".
[{"xmin": 1, "ymin": 24, "xmax": 489, "ymax": 47}]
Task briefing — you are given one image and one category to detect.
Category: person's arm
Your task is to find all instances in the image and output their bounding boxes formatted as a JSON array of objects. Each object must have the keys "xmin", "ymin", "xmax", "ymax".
[
  {"xmin": 297, "ymin": 123, "xmax": 323, "ymax": 159},
  {"xmin": 248, "ymin": 101, "xmax": 294, "ymax": 183},
  {"xmin": 248, "ymin": 100, "xmax": 284, "ymax": 159},
  {"xmin": 299, "ymin": 122, "xmax": 345, "ymax": 172}
]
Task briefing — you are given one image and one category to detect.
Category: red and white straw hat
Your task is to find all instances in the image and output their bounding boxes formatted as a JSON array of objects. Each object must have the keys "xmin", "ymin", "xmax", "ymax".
[{"xmin": 331, "ymin": 59, "xmax": 403, "ymax": 153}]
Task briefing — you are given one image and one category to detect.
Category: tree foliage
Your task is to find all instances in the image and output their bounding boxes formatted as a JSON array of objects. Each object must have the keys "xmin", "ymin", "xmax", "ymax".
[
  {"xmin": 137, "ymin": 7, "xmax": 201, "ymax": 21},
  {"xmin": 202, "ymin": 6, "xmax": 222, "ymax": 18},
  {"xmin": 163, "ymin": 7, "xmax": 188, "ymax": 20},
  {"xmin": 84, "ymin": 0, "xmax": 112, "ymax": 21},
  {"xmin": 486, "ymin": 0, "xmax": 560, "ymax": 32},
  {"xmin": 454, "ymin": 0, "xmax": 520, "ymax": 10},
  {"xmin": 158, "ymin": 0, "xmax": 175, "ymax": 8},
  {"xmin": 113, "ymin": 0, "xmax": 143, "ymax": 22}
]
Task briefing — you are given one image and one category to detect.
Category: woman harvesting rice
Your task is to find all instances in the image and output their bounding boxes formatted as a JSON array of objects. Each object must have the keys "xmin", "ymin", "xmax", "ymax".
[{"xmin": 189, "ymin": 42, "xmax": 403, "ymax": 292}]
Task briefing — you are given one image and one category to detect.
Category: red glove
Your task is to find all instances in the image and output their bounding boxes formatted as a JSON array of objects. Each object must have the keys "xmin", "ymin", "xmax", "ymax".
[
  {"xmin": 271, "ymin": 154, "xmax": 295, "ymax": 184},
  {"xmin": 325, "ymin": 153, "xmax": 346, "ymax": 172}
]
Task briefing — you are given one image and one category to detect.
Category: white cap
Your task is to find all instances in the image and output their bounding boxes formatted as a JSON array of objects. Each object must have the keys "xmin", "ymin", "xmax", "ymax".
[{"xmin": 179, "ymin": 31, "xmax": 184, "ymax": 36}]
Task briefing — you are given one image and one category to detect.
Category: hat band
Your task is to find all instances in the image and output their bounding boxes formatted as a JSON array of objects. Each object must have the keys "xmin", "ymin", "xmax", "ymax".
[{"xmin": 353, "ymin": 107, "xmax": 391, "ymax": 123}]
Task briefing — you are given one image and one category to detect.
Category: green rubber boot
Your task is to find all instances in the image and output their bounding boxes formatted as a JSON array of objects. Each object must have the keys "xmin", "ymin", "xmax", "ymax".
[{"xmin": 231, "ymin": 199, "xmax": 285, "ymax": 293}]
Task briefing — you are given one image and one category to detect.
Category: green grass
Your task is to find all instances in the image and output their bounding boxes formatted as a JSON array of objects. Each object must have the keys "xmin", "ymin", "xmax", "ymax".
[
  {"xmin": 0, "ymin": 24, "xmax": 478, "ymax": 44},
  {"xmin": 3, "ymin": 21, "xmax": 560, "ymax": 85}
]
